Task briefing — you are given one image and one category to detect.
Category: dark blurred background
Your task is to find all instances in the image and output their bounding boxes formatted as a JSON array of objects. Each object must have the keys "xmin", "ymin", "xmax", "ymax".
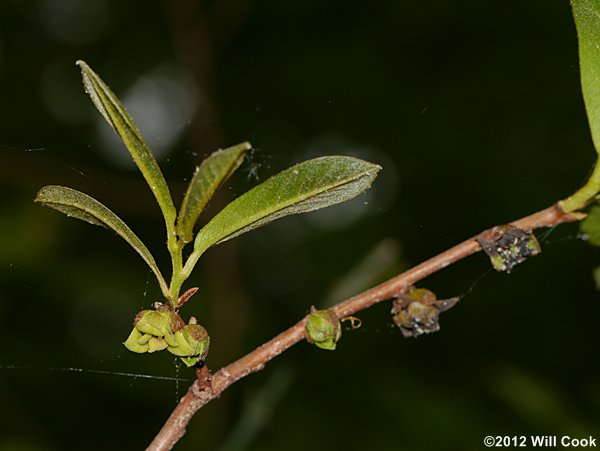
[{"xmin": 1, "ymin": 0, "xmax": 599, "ymax": 450}]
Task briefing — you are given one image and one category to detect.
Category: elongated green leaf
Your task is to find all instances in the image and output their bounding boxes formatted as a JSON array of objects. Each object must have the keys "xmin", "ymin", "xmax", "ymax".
[
  {"xmin": 35, "ymin": 185, "xmax": 168, "ymax": 296},
  {"xmin": 573, "ymin": 0, "xmax": 600, "ymax": 151},
  {"xmin": 560, "ymin": 1, "xmax": 600, "ymax": 212},
  {"xmin": 177, "ymin": 142, "xmax": 251, "ymax": 243},
  {"xmin": 580, "ymin": 201, "xmax": 600, "ymax": 245},
  {"xmin": 76, "ymin": 60, "xmax": 176, "ymax": 230},
  {"xmin": 192, "ymin": 156, "xmax": 381, "ymax": 257}
]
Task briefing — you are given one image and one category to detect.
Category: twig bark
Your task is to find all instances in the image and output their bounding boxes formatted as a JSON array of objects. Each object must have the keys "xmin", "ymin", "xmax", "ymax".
[{"xmin": 147, "ymin": 203, "xmax": 580, "ymax": 451}]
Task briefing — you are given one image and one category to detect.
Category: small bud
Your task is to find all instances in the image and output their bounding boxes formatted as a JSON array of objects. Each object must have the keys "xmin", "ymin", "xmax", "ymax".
[
  {"xmin": 167, "ymin": 321, "xmax": 210, "ymax": 367},
  {"xmin": 477, "ymin": 225, "xmax": 541, "ymax": 273},
  {"xmin": 407, "ymin": 302, "xmax": 438, "ymax": 333},
  {"xmin": 391, "ymin": 286, "xmax": 459, "ymax": 337},
  {"xmin": 305, "ymin": 307, "xmax": 342, "ymax": 350}
]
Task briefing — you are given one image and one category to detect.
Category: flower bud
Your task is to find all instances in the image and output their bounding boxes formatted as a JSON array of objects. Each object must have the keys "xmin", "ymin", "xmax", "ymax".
[
  {"xmin": 305, "ymin": 307, "xmax": 342, "ymax": 350},
  {"xmin": 396, "ymin": 301, "xmax": 440, "ymax": 335},
  {"xmin": 167, "ymin": 320, "xmax": 210, "ymax": 367},
  {"xmin": 123, "ymin": 305, "xmax": 185, "ymax": 353},
  {"xmin": 392, "ymin": 286, "xmax": 460, "ymax": 337},
  {"xmin": 477, "ymin": 225, "xmax": 541, "ymax": 273},
  {"xmin": 135, "ymin": 310, "xmax": 169, "ymax": 333}
]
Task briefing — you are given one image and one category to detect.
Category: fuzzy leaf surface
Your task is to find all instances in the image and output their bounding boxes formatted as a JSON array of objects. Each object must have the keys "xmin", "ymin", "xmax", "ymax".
[
  {"xmin": 76, "ymin": 60, "xmax": 176, "ymax": 228},
  {"xmin": 177, "ymin": 142, "xmax": 251, "ymax": 243},
  {"xmin": 572, "ymin": 0, "xmax": 600, "ymax": 152},
  {"xmin": 192, "ymin": 156, "xmax": 381, "ymax": 257}
]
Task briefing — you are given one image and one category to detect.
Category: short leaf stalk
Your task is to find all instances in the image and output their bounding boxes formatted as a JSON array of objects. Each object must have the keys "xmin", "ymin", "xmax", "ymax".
[
  {"xmin": 167, "ymin": 238, "xmax": 186, "ymax": 307},
  {"xmin": 560, "ymin": 158, "xmax": 600, "ymax": 213}
]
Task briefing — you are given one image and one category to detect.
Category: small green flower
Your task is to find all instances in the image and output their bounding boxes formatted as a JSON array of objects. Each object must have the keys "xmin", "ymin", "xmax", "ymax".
[
  {"xmin": 123, "ymin": 305, "xmax": 185, "ymax": 353},
  {"xmin": 167, "ymin": 318, "xmax": 210, "ymax": 367},
  {"xmin": 305, "ymin": 307, "xmax": 342, "ymax": 350}
]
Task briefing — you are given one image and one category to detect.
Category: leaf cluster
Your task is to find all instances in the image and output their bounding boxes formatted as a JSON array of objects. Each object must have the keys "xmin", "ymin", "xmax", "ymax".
[{"xmin": 35, "ymin": 61, "xmax": 382, "ymax": 309}]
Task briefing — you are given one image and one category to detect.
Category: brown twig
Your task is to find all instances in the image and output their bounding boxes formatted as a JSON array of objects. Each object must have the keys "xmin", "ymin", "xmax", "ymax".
[{"xmin": 146, "ymin": 202, "xmax": 580, "ymax": 451}]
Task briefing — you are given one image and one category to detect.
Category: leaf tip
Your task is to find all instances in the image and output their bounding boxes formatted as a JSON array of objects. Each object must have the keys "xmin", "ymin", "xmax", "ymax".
[
  {"xmin": 357, "ymin": 159, "xmax": 382, "ymax": 185},
  {"xmin": 371, "ymin": 162, "xmax": 383, "ymax": 174},
  {"xmin": 75, "ymin": 60, "xmax": 92, "ymax": 79},
  {"xmin": 34, "ymin": 185, "xmax": 53, "ymax": 204}
]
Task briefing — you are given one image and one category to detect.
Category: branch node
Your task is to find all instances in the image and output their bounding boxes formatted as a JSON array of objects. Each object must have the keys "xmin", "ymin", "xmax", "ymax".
[{"xmin": 191, "ymin": 365, "xmax": 212, "ymax": 399}]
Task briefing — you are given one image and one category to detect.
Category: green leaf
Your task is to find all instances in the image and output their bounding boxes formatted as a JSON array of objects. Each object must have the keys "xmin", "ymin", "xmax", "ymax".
[
  {"xmin": 572, "ymin": 0, "xmax": 600, "ymax": 151},
  {"xmin": 580, "ymin": 202, "xmax": 600, "ymax": 245},
  {"xmin": 35, "ymin": 185, "xmax": 169, "ymax": 297},
  {"xmin": 188, "ymin": 156, "xmax": 381, "ymax": 262},
  {"xmin": 76, "ymin": 60, "xmax": 176, "ymax": 231},
  {"xmin": 561, "ymin": 1, "xmax": 600, "ymax": 212},
  {"xmin": 177, "ymin": 142, "xmax": 251, "ymax": 243}
]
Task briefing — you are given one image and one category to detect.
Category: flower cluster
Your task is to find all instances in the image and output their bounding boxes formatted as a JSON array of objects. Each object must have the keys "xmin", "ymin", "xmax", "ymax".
[{"xmin": 123, "ymin": 304, "xmax": 210, "ymax": 367}]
